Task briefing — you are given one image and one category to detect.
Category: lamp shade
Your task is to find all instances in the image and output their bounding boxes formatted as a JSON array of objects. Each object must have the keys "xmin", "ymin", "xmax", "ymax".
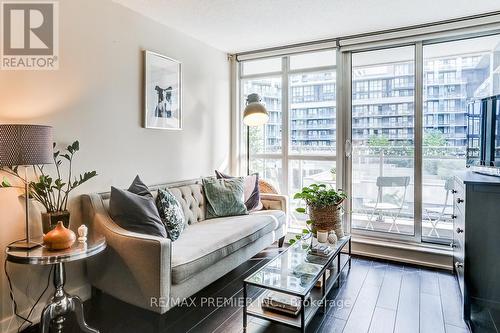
[
  {"xmin": 243, "ymin": 93, "xmax": 269, "ymax": 126},
  {"xmin": 0, "ymin": 124, "xmax": 53, "ymax": 166}
]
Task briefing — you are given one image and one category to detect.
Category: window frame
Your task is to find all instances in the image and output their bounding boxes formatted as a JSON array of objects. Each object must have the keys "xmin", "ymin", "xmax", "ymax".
[
  {"xmin": 234, "ymin": 23, "xmax": 500, "ymax": 246},
  {"xmin": 239, "ymin": 51, "xmax": 338, "ymax": 231}
]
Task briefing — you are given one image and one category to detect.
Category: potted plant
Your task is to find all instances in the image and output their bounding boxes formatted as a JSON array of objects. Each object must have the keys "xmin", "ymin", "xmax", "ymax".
[
  {"xmin": 1, "ymin": 141, "xmax": 97, "ymax": 233},
  {"xmin": 293, "ymin": 183, "xmax": 347, "ymax": 239}
]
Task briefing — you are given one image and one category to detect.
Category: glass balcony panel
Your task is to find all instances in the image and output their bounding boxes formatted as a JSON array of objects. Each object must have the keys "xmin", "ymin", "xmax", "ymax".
[{"xmin": 288, "ymin": 160, "xmax": 336, "ymax": 230}]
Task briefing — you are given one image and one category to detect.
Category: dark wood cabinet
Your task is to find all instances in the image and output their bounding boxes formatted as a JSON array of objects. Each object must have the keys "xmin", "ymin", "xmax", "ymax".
[{"xmin": 453, "ymin": 172, "xmax": 500, "ymax": 331}]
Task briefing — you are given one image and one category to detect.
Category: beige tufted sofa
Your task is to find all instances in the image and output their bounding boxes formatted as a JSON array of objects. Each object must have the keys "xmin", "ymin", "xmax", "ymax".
[{"xmin": 81, "ymin": 179, "xmax": 288, "ymax": 314}]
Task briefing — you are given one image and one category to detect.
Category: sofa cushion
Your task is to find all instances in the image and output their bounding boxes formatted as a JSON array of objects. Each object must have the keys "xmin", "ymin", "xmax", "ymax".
[
  {"xmin": 215, "ymin": 171, "xmax": 263, "ymax": 212},
  {"xmin": 109, "ymin": 176, "xmax": 168, "ymax": 238},
  {"xmin": 202, "ymin": 177, "xmax": 248, "ymax": 219},
  {"xmin": 156, "ymin": 189, "xmax": 186, "ymax": 241},
  {"xmin": 171, "ymin": 210, "xmax": 285, "ymax": 284}
]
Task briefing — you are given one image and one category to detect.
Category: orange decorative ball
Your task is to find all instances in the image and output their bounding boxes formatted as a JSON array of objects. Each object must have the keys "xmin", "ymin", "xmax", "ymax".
[{"xmin": 43, "ymin": 221, "xmax": 76, "ymax": 250}]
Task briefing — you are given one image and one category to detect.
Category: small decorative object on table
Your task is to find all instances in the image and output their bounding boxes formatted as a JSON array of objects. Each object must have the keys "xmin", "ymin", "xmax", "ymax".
[
  {"xmin": 78, "ymin": 224, "xmax": 88, "ymax": 243},
  {"xmin": 43, "ymin": 221, "xmax": 76, "ymax": 250},
  {"xmin": 327, "ymin": 231, "xmax": 338, "ymax": 245},
  {"xmin": 317, "ymin": 229, "xmax": 328, "ymax": 243},
  {"xmin": 1, "ymin": 140, "xmax": 97, "ymax": 233}
]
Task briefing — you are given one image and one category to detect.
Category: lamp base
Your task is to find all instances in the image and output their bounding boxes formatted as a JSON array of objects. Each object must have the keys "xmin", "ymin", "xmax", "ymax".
[{"xmin": 8, "ymin": 240, "xmax": 42, "ymax": 250}]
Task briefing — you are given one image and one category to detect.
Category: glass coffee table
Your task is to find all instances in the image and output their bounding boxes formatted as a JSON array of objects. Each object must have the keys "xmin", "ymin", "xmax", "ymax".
[{"xmin": 243, "ymin": 235, "xmax": 351, "ymax": 333}]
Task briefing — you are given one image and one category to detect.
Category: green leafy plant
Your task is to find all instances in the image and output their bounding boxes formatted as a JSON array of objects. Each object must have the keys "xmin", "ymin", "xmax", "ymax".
[
  {"xmin": 293, "ymin": 183, "xmax": 346, "ymax": 210},
  {"xmin": 289, "ymin": 184, "xmax": 347, "ymax": 245},
  {"xmin": 0, "ymin": 141, "xmax": 97, "ymax": 212},
  {"xmin": 288, "ymin": 221, "xmax": 314, "ymax": 245}
]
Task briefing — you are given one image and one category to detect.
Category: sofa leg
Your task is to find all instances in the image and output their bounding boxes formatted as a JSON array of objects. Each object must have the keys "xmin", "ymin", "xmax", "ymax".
[{"xmin": 278, "ymin": 236, "xmax": 285, "ymax": 248}]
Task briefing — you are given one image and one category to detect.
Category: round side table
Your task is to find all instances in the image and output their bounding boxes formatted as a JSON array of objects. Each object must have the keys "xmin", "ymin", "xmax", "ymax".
[{"xmin": 6, "ymin": 234, "xmax": 106, "ymax": 333}]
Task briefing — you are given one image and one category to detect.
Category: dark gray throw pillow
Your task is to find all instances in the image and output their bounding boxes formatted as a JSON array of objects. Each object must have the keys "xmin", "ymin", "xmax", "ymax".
[
  {"xmin": 156, "ymin": 189, "xmax": 185, "ymax": 241},
  {"xmin": 215, "ymin": 170, "xmax": 262, "ymax": 212},
  {"xmin": 202, "ymin": 176, "xmax": 248, "ymax": 219},
  {"xmin": 109, "ymin": 176, "xmax": 167, "ymax": 238}
]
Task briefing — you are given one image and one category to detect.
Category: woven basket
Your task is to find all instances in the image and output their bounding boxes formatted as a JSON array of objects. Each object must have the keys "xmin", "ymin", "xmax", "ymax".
[{"xmin": 309, "ymin": 204, "xmax": 343, "ymax": 236}]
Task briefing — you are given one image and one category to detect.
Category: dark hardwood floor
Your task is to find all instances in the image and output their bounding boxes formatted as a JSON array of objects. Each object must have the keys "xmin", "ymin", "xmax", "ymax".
[{"xmin": 25, "ymin": 244, "xmax": 472, "ymax": 333}]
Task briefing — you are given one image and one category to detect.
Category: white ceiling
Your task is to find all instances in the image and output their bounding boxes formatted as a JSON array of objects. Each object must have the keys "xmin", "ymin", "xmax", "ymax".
[{"xmin": 114, "ymin": 0, "xmax": 500, "ymax": 53}]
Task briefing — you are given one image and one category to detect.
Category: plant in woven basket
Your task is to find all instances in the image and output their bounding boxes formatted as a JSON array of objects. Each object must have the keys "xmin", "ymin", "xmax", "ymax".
[{"xmin": 290, "ymin": 184, "xmax": 347, "ymax": 244}]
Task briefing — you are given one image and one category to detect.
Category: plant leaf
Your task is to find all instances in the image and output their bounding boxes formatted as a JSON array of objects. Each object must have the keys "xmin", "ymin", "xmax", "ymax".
[
  {"xmin": 1, "ymin": 177, "xmax": 12, "ymax": 187},
  {"xmin": 296, "ymin": 207, "xmax": 306, "ymax": 213}
]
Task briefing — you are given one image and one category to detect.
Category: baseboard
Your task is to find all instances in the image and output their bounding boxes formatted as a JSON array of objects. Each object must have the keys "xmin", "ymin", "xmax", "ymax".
[
  {"xmin": 0, "ymin": 283, "xmax": 91, "ymax": 333},
  {"xmin": 351, "ymin": 239, "xmax": 453, "ymax": 270},
  {"xmin": 286, "ymin": 232, "xmax": 453, "ymax": 270}
]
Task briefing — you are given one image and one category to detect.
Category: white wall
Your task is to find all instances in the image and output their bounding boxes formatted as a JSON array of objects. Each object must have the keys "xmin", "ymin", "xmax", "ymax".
[{"xmin": 0, "ymin": 1, "xmax": 230, "ymax": 331}]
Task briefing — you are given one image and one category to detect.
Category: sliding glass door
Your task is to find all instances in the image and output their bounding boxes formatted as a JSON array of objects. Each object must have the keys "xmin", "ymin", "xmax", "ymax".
[
  {"xmin": 421, "ymin": 35, "xmax": 500, "ymax": 243},
  {"xmin": 347, "ymin": 35, "xmax": 500, "ymax": 244},
  {"xmin": 350, "ymin": 46, "xmax": 416, "ymax": 237}
]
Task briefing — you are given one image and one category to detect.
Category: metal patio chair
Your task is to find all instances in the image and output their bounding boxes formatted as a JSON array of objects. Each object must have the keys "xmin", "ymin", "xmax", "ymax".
[
  {"xmin": 365, "ymin": 176, "xmax": 411, "ymax": 233},
  {"xmin": 424, "ymin": 178, "xmax": 454, "ymax": 238}
]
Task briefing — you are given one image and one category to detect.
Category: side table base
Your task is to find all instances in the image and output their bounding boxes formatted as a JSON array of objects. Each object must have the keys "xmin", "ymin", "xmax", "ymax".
[{"xmin": 40, "ymin": 262, "xmax": 99, "ymax": 333}]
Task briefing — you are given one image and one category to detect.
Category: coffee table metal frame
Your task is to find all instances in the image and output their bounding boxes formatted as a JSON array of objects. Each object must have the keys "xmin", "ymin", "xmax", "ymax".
[{"xmin": 243, "ymin": 235, "xmax": 351, "ymax": 333}]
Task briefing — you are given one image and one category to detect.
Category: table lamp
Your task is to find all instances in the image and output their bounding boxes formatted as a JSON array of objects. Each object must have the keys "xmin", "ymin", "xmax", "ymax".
[
  {"xmin": 243, "ymin": 93, "xmax": 269, "ymax": 175},
  {"xmin": 0, "ymin": 124, "xmax": 53, "ymax": 249}
]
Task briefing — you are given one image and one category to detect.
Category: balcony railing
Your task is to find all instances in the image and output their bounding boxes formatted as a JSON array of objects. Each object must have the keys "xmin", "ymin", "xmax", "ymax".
[
  {"xmin": 291, "ymin": 124, "xmax": 336, "ymax": 130},
  {"xmin": 290, "ymin": 113, "xmax": 336, "ymax": 120},
  {"xmin": 292, "ymin": 135, "xmax": 335, "ymax": 140},
  {"xmin": 285, "ymin": 148, "xmax": 466, "ymax": 241}
]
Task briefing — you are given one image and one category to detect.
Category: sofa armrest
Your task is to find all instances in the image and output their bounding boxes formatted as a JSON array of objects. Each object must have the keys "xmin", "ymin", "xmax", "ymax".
[
  {"xmin": 260, "ymin": 193, "xmax": 289, "ymax": 214},
  {"xmin": 82, "ymin": 194, "xmax": 172, "ymax": 314}
]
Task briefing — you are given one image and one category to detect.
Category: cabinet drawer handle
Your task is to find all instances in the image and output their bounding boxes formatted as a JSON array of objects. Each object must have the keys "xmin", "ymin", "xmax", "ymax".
[
  {"xmin": 455, "ymin": 261, "xmax": 464, "ymax": 269},
  {"xmin": 451, "ymin": 189, "xmax": 458, "ymax": 194},
  {"xmin": 456, "ymin": 227, "xmax": 464, "ymax": 234},
  {"xmin": 456, "ymin": 198, "xmax": 464, "ymax": 204},
  {"xmin": 451, "ymin": 214, "xmax": 457, "ymax": 219}
]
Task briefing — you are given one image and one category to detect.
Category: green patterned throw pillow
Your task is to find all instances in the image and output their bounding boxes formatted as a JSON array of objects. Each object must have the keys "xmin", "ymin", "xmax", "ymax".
[
  {"xmin": 202, "ymin": 177, "xmax": 248, "ymax": 219},
  {"xmin": 156, "ymin": 189, "xmax": 186, "ymax": 241}
]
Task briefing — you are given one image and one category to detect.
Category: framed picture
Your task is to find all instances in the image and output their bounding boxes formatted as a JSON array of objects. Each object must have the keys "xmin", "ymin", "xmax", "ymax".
[{"xmin": 144, "ymin": 50, "xmax": 182, "ymax": 130}]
